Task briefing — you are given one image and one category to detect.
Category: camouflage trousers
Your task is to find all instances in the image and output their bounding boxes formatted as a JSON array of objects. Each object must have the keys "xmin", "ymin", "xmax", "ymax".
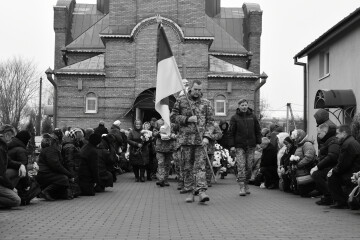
[
  {"xmin": 205, "ymin": 154, "xmax": 214, "ymax": 184},
  {"xmin": 235, "ymin": 147, "xmax": 256, "ymax": 183},
  {"xmin": 173, "ymin": 148, "xmax": 184, "ymax": 188},
  {"xmin": 156, "ymin": 152, "xmax": 172, "ymax": 181},
  {"xmin": 181, "ymin": 145, "xmax": 207, "ymax": 192}
]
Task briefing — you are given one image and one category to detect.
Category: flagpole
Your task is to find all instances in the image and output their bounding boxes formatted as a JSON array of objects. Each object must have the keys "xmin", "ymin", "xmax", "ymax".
[{"xmin": 156, "ymin": 17, "xmax": 216, "ymax": 183}]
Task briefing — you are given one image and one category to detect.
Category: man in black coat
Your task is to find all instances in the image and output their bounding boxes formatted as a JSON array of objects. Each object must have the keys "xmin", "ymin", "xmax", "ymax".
[
  {"xmin": 0, "ymin": 125, "xmax": 22, "ymax": 208},
  {"xmin": 259, "ymin": 137, "xmax": 278, "ymax": 189},
  {"xmin": 94, "ymin": 120, "xmax": 109, "ymax": 136},
  {"xmin": 310, "ymin": 123, "xmax": 340, "ymax": 205},
  {"xmin": 78, "ymin": 133, "xmax": 102, "ymax": 196},
  {"xmin": 327, "ymin": 124, "xmax": 360, "ymax": 208}
]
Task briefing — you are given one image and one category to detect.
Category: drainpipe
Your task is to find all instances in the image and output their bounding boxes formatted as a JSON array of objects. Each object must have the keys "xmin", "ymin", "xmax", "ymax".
[
  {"xmin": 294, "ymin": 56, "xmax": 307, "ymax": 132},
  {"xmin": 45, "ymin": 67, "xmax": 58, "ymax": 128},
  {"xmin": 254, "ymin": 71, "xmax": 268, "ymax": 117}
]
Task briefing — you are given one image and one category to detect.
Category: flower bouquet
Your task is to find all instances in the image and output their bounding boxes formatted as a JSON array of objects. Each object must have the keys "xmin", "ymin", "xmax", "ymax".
[{"xmin": 213, "ymin": 143, "xmax": 236, "ymax": 176}]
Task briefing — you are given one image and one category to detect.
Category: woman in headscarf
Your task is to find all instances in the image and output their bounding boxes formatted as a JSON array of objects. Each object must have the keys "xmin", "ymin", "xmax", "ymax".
[{"xmin": 127, "ymin": 120, "xmax": 150, "ymax": 182}]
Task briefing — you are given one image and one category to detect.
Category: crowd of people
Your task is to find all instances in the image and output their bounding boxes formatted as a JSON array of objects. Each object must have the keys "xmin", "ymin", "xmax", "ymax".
[{"xmin": 1, "ymin": 81, "xmax": 360, "ymax": 210}]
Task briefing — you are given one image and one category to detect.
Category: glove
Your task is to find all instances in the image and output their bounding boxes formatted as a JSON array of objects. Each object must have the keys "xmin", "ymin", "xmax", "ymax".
[
  {"xmin": 19, "ymin": 164, "xmax": 26, "ymax": 177},
  {"xmin": 310, "ymin": 166, "xmax": 318, "ymax": 175},
  {"xmin": 327, "ymin": 168, "xmax": 333, "ymax": 178}
]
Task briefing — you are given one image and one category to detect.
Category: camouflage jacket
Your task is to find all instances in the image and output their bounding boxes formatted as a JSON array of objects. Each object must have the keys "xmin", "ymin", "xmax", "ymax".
[
  {"xmin": 152, "ymin": 121, "xmax": 176, "ymax": 153},
  {"xmin": 206, "ymin": 122, "xmax": 223, "ymax": 154},
  {"xmin": 170, "ymin": 92, "xmax": 214, "ymax": 146}
]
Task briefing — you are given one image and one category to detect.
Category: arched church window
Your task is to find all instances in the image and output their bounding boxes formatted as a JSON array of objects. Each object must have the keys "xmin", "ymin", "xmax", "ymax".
[
  {"xmin": 85, "ymin": 92, "xmax": 98, "ymax": 114},
  {"xmin": 214, "ymin": 95, "xmax": 226, "ymax": 116}
]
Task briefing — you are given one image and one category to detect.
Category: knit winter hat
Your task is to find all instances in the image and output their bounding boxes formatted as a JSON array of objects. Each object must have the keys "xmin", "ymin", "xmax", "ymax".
[
  {"xmin": 53, "ymin": 128, "xmax": 63, "ymax": 142},
  {"xmin": 283, "ymin": 136, "xmax": 293, "ymax": 144},
  {"xmin": 99, "ymin": 120, "xmax": 105, "ymax": 126},
  {"xmin": 313, "ymin": 109, "xmax": 329, "ymax": 127},
  {"xmin": 89, "ymin": 133, "xmax": 102, "ymax": 146},
  {"xmin": 15, "ymin": 130, "xmax": 31, "ymax": 145},
  {"xmin": 113, "ymin": 120, "xmax": 121, "ymax": 128}
]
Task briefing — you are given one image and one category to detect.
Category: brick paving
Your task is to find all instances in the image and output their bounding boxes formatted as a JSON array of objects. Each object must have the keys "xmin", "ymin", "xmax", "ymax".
[{"xmin": 1, "ymin": 173, "xmax": 360, "ymax": 240}]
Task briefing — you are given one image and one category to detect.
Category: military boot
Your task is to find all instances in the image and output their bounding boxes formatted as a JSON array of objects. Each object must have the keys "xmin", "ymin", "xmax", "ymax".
[
  {"xmin": 245, "ymin": 183, "xmax": 251, "ymax": 194},
  {"xmin": 239, "ymin": 182, "xmax": 246, "ymax": 196},
  {"xmin": 185, "ymin": 192, "xmax": 194, "ymax": 203},
  {"xmin": 198, "ymin": 191, "xmax": 210, "ymax": 203}
]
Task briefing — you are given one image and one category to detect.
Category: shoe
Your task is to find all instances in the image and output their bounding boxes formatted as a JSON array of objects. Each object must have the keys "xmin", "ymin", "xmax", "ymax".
[
  {"xmin": 199, "ymin": 191, "xmax": 210, "ymax": 203},
  {"xmin": 245, "ymin": 184, "xmax": 251, "ymax": 194},
  {"xmin": 185, "ymin": 193, "xmax": 194, "ymax": 203},
  {"xmin": 147, "ymin": 178, "xmax": 152, "ymax": 181},
  {"xmin": 180, "ymin": 189, "xmax": 191, "ymax": 194},
  {"xmin": 220, "ymin": 175, "xmax": 224, "ymax": 179},
  {"xmin": 267, "ymin": 184, "xmax": 276, "ymax": 189},
  {"xmin": 259, "ymin": 182, "xmax": 266, "ymax": 189},
  {"xmin": 316, "ymin": 198, "xmax": 333, "ymax": 206},
  {"xmin": 156, "ymin": 180, "xmax": 165, "ymax": 187},
  {"xmin": 239, "ymin": 182, "xmax": 246, "ymax": 196},
  {"xmin": 164, "ymin": 181, "xmax": 170, "ymax": 187},
  {"xmin": 140, "ymin": 177, "xmax": 145, "ymax": 182},
  {"xmin": 308, "ymin": 189, "xmax": 322, "ymax": 198},
  {"xmin": 329, "ymin": 202, "xmax": 348, "ymax": 209},
  {"xmin": 177, "ymin": 186, "xmax": 183, "ymax": 190},
  {"xmin": 42, "ymin": 190, "xmax": 55, "ymax": 201},
  {"xmin": 208, "ymin": 183, "xmax": 212, "ymax": 187},
  {"xmin": 135, "ymin": 178, "xmax": 139, "ymax": 182}
]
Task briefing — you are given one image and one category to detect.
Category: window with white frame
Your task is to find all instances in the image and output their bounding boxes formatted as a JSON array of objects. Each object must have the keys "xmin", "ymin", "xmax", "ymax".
[
  {"xmin": 319, "ymin": 50, "xmax": 330, "ymax": 78},
  {"xmin": 85, "ymin": 92, "xmax": 98, "ymax": 113},
  {"xmin": 214, "ymin": 95, "xmax": 226, "ymax": 116}
]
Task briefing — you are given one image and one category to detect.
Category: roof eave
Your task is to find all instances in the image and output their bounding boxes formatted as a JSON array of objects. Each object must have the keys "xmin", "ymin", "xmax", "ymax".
[
  {"xmin": 55, "ymin": 70, "xmax": 105, "ymax": 76},
  {"xmin": 208, "ymin": 73, "xmax": 259, "ymax": 79}
]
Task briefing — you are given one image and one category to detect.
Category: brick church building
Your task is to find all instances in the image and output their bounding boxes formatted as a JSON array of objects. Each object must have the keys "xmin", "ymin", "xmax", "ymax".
[{"xmin": 51, "ymin": 0, "xmax": 266, "ymax": 129}]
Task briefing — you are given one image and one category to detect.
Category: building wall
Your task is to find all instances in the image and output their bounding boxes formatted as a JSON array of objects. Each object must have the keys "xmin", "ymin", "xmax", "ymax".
[
  {"xmin": 207, "ymin": 77, "xmax": 256, "ymax": 122},
  {"xmin": 307, "ymin": 24, "xmax": 360, "ymax": 142}
]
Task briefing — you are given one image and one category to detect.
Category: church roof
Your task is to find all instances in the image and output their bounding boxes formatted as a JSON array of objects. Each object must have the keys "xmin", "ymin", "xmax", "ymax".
[
  {"xmin": 66, "ymin": 14, "xmax": 109, "ymax": 51},
  {"xmin": 208, "ymin": 55, "xmax": 257, "ymax": 78},
  {"xmin": 70, "ymin": 4, "xmax": 105, "ymax": 41},
  {"xmin": 55, "ymin": 54, "xmax": 105, "ymax": 75},
  {"xmin": 206, "ymin": 16, "xmax": 247, "ymax": 54},
  {"xmin": 212, "ymin": 8, "xmax": 244, "ymax": 45}
]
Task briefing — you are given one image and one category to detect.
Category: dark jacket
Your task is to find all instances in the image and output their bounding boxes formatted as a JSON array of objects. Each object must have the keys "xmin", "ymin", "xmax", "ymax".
[
  {"xmin": 7, "ymin": 137, "xmax": 29, "ymax": 165},
  {"xmin": 61, "ymin": 138, "xmax": 81, "ymax": 176},
  {"xmin": 333, "ymin": 135, "xmax": 360, "ymax": 176},
  {"xmin": 280, "ymin": 144, "xmax": 296, "ymax": 170},
  {"xmin": 230, "ymin": 108, "xmax": 261, "ymax": 149},
  {"xmin": 96, "ymin": 143, "xmax": 114, "ymax": 187},
  {"xmin": 0, "ymin": 138, "xmax": 16, "ymax": 189},
  {"xmin": 127, "ymin": 129, "xmax": 150, "ymax": 166},
  {"xmin": 38, "ymin": 146, "xmax": 73, "ymax": 178},
  {"xmin": 217, "ymin": 120, "xmax": 233, "ymax": 150},
  {"xmin": 109, "ymin": 125, "xmax": 124, "ymax": 153},
  {"xmin": 260, "ymin": 144, "xmax": 278, "ymax": 168},
  {"xmin": 316, "ymin": 128, "xmax": 340, "ymax": 170},
  {"xmin": 94, "ymin": 124, "xmax": 108, "ymax": 136},
  {"xmin": 79, "ymin": 143, "xmax": 100, "ymax": 184}
]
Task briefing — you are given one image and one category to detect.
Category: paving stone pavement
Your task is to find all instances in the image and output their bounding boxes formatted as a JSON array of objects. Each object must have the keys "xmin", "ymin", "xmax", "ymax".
[{"xmin": 1, "ymin": 173, "xmax": 360, "ymax": 240}]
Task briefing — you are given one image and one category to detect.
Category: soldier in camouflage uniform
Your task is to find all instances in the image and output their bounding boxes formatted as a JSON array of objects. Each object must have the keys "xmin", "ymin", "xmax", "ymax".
[
  {"xmin": 152, "ymin": 119, "xmax": 176, "ymax": 187},
  {"xmin": 205, "ymin": 122, "xmax": 223, "ymax": 187},
  {"xmin": 171, "ymin": 80, "xmax": 214, "ymax": 203}
]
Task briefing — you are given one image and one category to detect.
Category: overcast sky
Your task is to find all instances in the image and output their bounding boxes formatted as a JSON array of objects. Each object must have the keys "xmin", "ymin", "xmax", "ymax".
[{"xmin": 1, "ymin": 0, "xmax": 359, "ymax": 118}]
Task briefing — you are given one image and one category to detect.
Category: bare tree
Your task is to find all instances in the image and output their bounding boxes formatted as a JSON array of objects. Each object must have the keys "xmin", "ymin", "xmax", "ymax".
[
  {"xmin": 0, "ymin": 57, "xmax": 39, "ymax": 129},
  {"xmin": 259, "ymin": 98, "xmax": 270, "ymax": 121}
]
